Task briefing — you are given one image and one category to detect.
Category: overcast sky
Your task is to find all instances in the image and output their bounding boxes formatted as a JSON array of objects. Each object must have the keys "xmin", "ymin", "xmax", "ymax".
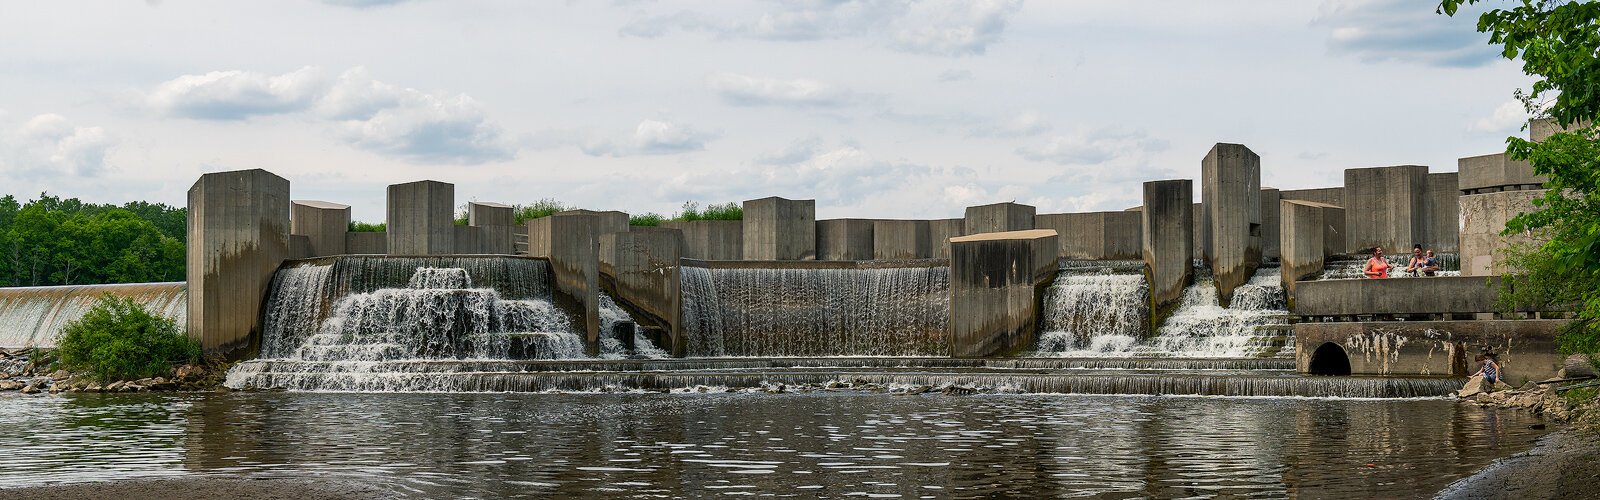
[{"xmin": 0, "ymin": 0, "xmax": 1531, "ymax": 221}]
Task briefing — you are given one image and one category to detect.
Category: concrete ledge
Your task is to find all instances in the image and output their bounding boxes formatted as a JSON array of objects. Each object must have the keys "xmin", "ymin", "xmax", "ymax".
[
  {"xmin": 682, "ymin": 258, "xmax": 947, "ymax": 270},
  {"xmin": 1295, "ymin": 320, "xmax": 1565, "ymax": 385},
  {"xmin": 1293, "ymin": 276, "xmax": 1512, "ymax": 317},
  {"xmin": 948, "ymin": 230, "xmax": 1059, "ymax": 358}
]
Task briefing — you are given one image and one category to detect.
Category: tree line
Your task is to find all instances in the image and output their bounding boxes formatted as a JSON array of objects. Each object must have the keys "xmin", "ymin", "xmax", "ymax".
[{"xmin": 0, "ymin": 194, "xmax": 186, "ymax": 287}]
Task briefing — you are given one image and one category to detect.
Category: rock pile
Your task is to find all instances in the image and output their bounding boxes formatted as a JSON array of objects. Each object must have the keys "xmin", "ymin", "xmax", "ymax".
[{"xmin": 0, "ymin": 348, "xmax": 226, "ymax": 395}]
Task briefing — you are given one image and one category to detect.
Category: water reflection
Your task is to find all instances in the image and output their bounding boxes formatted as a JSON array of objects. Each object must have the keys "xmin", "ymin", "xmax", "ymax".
[{"xmin": 0, "ymin": 393, "xmax": 1547, "ymax": 498}]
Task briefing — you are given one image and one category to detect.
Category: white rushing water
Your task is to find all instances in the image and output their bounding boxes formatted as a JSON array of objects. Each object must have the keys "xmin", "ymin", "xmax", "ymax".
[
  {"xmin": 0, "ymin": 282, "xmax": 187, "ymax": 349},
  {"xmin": 1035, "ymin": 267, "xmax": 1291, "ymax": 358}
]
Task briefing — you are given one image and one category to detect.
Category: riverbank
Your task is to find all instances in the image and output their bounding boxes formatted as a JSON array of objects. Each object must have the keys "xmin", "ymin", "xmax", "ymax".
[
  {"xmin": 0, "ymin": 348, "xmax": 226, "ymax": 394},
  {"xmin": 1439, "ymin": 358, "xmax": 1600, "ymax": 499},
  {"xmin": 3, "ymin": 476, "xmax": 395, "ymax": 500}
]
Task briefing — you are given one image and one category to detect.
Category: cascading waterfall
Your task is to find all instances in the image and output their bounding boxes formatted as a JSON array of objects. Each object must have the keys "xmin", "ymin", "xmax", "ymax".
[
  {"xmin": 598, "ymin": 293, "xmax": 668, "ymax": 359},
  {"xmin": 1034, "ymin": 267, "xmax": 1149, "ymax": 354},
  {"xmin": 1144, "ymin": 268, "xmax": 1290, "ymax": 357},
  {"xmin": 679, "ymin": 264, "xmax": 949, "ymax": 357},
  {"xmin": 1322, "ymin": 253, "xmax": 1461, "ymax": 280}
]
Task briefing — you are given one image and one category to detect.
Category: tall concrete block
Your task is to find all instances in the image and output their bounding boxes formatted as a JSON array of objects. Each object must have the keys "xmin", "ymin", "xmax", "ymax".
[
  {"xmin": 1460, "ymin": 190, "xmax": 1548, "ymax": 276},
  {"xmin": 290, "ymin": 200, "xmax": 349, "ymax": 257},
  {"xmin": 468, "ymin": 201, "xmax": 516, "ymax": 254},
  {"xmin": 1142, "ymin": 180, "xmax": 1194, "ymax": 318},
  {"xmin": 345, "ymin": 232, "xmax": 387, "ymax": 254},
  {"xmin": 928, "ymin": 218, "xmax": 965, "ymax": 259},
  {"xmin": 598, "ymin": 228, "xmax": 684, "ymax": 357},
  {"xmin": 531, "ymin": 211, "xmax": 604, "ymax": 353},
  {"xmin": 964, "ymin": 202, "xmax": 1035, "ymax": 234},
  {"xmin": 948, "ymin": 230, "xmax": 1059, "ymax": 358},
  {"xmin": 873, "ymin": 220, "xmax": 932, "ymax": 260},
  {"xmin": 1191, "ymin": 203, "xmax": 1208, "ymax": 260},
  {"xmin": 742, "ymin": 197, "xmax": 816, "ymax": 260},
  {"xmin": 815, "ymin": 219, "xmax": 875, "ymax": 260},
  {"xmin": 386, "ymin": 180, "xmax": 455, "ymax": 255},
  {"xmin": 1280, "ymin": 200, "xmax": 1327, "ymax": 301},
  {"xmin": 186, "ymin": 169, "xmax": 291, "ymax": 356},
  {"xmin": 1202, "ymin": 143, "xmax": 1262, "ymax": 306},
  {"xmin": 1343, "ymin": 165, "xmax": 1427, "ymax": 254},
  {"xmin": 1424, "ymin": 172, "xmax": 1460, "ymax": 252},
  {"xmin": 1259, "ymin": 188, "xmax": 1281, "ymax": 261},
  {"xmin": 662, "ymin": 220, "xmax": 743, "ymax": 260}
]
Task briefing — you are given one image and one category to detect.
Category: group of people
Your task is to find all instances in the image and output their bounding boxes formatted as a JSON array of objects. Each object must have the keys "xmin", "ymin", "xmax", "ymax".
[{"xmin": 1363, "ymin": 244, "xmax": 1442, "ymax": 279}]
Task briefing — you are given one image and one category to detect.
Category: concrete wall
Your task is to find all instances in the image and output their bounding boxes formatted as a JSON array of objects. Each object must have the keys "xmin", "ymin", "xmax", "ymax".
[
  {"xmin": 873, "ymin": 220, "xmax": 932, "ymax": 260},
  {"xmin": 1293, "ymin": 276, "xmax": 1514, "ymax": 318},
  {"xmin": 1343, "ymin": 165, "xmax": 1427, "ymax": 254},
  {"xmin": 1458, "ymin": 153, "xmax": 1543, "ymax": 194},
  {"xmin": 186, "ymin": 169, "xmax": 291, "ymax": 356},
  {"xmin": 742, "ymin": 197, "xmax": 816, "ymax": 260},
  {"xmin": 1280, "ymin": 187, "xmax": 1344, "ymax": 207},
  {"xmin": 1035, "ymin": 211, "xmax": 1142, "ymax": 260},
  {"xmin": 1259, "ymin": 188, "xmax": 1281, "ymax": 261},
  {"xmin": 1424, "ymin": 172, "xmax": 1460, "ymax": 253},
  {"xmin": 453, "ymin": 225, "xmax": 482, "ymax": 254},
  {"xmin": 290, "ymin": 235, "xmax": 314, "ymax": 259},
  {"xmin": 964, "ymin": 202, "xmax": 1035, "ymax": 234},
  {"xmin": 662, "ymin": 220, "xmax": 743, "ymax": 260},
  {"xmin": 537, "ymin": 211, "xmax": 604, "ymax": 353},
  {"xmin": 1460, "ymin": 189, "xmax": 1548, "ymax": 276},
  {"xmin": 927, "ymin": 218, "xmax": 965, "ymax": 259},
  {"xmin": 1280, "ymin": 200, "xmax": 1326, "ymax": 300},
  {"xmin": 290, "ymin": 200, "xmax": 349, "ymax": 257},
  {"xmin": 468, "ymin": 201, "xmax": 516, "ymax": 254},
  {"xmin": 386, "ymin": 180, "xmax": 455, "ymax": 255},
  {"xmin": 1202, "ymin": 143, "xmax": 1262, "ymax": 306},
  {"xmin": 345, "ymin": 232, "xmax": 387, "ymax": 254},
  {"xmin": 598, "ymin": 227, "xmax": 684, "ymax": 357},
  {"xmin": 1191, "ymin": 203, "xmax": 1208, "ymax": 260},
  {"xmin": 815, "ymin": 219, "xmax": 875, "ymax": 261},
  {"xmin": 1530, "ymin": 117, "xmax": 1592, "ymax": 142},
  {"xmin": 948, "ymin": 230, "xmax": 1059, "ymax": 358},
  {"xmin": 1295, "ymin": 320, "xmax": 1565, "ymax": 385},
  {"xmin": 1142, "ymin": 180, "xmax": 1193, "ymax": 315}
]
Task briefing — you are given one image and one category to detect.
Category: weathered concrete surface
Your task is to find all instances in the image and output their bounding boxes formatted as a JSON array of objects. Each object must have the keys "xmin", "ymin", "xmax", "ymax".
[
  {"xmin": 345, "ymin": 232, "xmax": 387, "ymax": 254},
  {"xmin": 742, "ymin": 197, "xmax": 816, "ymax": 260},
  {"xmin": 598, "ymin": 227, "xmax": 684, "ymax": 357},
  {"xmin": 1293, "ymin": 276, "xmax": 1519, "ymax": 318},
  {"xmin": 662, "ymin": 220, "xmax": 743, "ymax": 260},
  {"xmin": 187, "ymin": 169, "xmax": 291, "ymax": 356},
  {"xmin": 1191, "ymin": 203, "xmax": 1208, "ymax": 260},
  {"xmin": 815, "ymin": 219, "xmax": 875, "ymax": 260},
  {"xmin": 290, "ymin": 235, "xmax": 314, "ymax": 259},
  {"xmin": 927, "ymin": 218, "xmax": 965, "ymax": 259},
  {"xmin": 1202, "ymin": 143, "xmax": 1262, "ymax": 306},
  {"xmin": 1280, "ymin": 187, "xmax": 1344, "ymax": 208},
  {"xmin": 1259, "ymin": 188, "xmax": 1281, "ymax": 261},
  {"xmin": 525, "ymin": 210, "xmax": 630, "ymax": 259},
  {"xmin": 873, "ymin": 220, "xmax": 932, "ymax": 260},
  {"xmin": 452, "ymin": 225, "xmax": 482, "ymax": 254},
  {"xmin": 1530, "ymin": 117, "xmax": 1592, "ymax": 142},
  {"xmin": 1458, "ymin": 153, "xmax": 1543, "ymax": 194},
  {"xmin": 1343, "ymin": 165, "xmax": 1427, "ymax": 253},
  {"xmin": 1295, "ymin": 320, "xmax": 1564, "ymax": 385},
  {"xmin": 1035, "ymin": 211, "xmax": 1143, "ymax": 260},
  {"xmin": 539, "ymin": 211, "xmax": 604, "ymax": 353},
  {"xmin": 964, "ymin": 202, "xmax": 1035, "ymax": 234},
  {"xmin": 1280, "ymin": 200, "xmax": 1327, "ymax": 300},
  {"xmin": 468, "ymin": 201, "xmax": 516, "ymax": 254},
  {"xmin": 1141, "ymin": 180, "xmax": 1193, "ymax": 314},
  {"xmin": 290, "ymin": 200, "xmax": 349, "ymax": 257},
  {"xmin": 1460, "ymin": 189, "xmax": 1548, "ymax": 276},
  {"xmin": 948, "ymin": 229, "xmax": 1059, "ymax": 358},
  {"xmin": 1425, "ymin": 172, "xmax": 1460, "ymax": 253},
  {"xmin": 385, "ymin": 180, "xmax": 455, "ymax": 255}
]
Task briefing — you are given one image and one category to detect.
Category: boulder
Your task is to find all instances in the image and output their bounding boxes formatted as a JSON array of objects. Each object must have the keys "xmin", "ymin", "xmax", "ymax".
[
  {"xmin": 1458, "ymin": 375, "xmax": 1488, "ymax": 398},
  {"xmin": 0, "ymin": 380, "xmax": 22, "ymax": 391},
  {"xmin": 106, "ymin": 381, "xmax": 126, "ymax": 392},
  {"xmin": 1560, "ymin": 355, "xmax": 1598, "ymax": 379},
  {"xmin": 175, "ymin": 364, "xmax": 207, "ymax": 381},
  {"xmin": 49, "ymin": 369, "xmax": 70, "ymax": 380}
]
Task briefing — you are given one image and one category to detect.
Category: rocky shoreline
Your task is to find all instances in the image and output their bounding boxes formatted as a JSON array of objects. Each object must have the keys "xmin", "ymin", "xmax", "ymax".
[
  {"xmin": 0, "ymin": 348, "xmax": 227, "ymax": 395},
  {"xmin": 1438, "ymin": 355, "xmax": 1600, "ymax": 499}
]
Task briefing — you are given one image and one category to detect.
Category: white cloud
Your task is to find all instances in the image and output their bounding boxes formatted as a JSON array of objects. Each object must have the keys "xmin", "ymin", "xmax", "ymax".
[
  {"xmin": 144, "ymin": 66, "xmax": 329, "ymax": 120},
  {"xmin": 1016, "ymin": 127, "xmax": 1169, "ymax": 166},
  {"xmin": 1470, "ymin": 100, "xmax": 1529, "ymax": 133},
  {"xmin": 621, "ymin": 0, "xmax": 1021, "ymax": 57},
  {"xmin": 936, "ymin": 69, "xmax": 974, "ymax": 82},
  {"xmin": 1315, "ymin": 0, "xmax": 1499, "ymax": 67},
  {"xmin": 0, "ymin": 114, "xmax": 115, "ymax": 178},
  {"xmin": 706, "ymin": 72, "xmax": 861, "ymax": 108},
  {"xmin": 580, "ymin": 120, "xmax": 718, "ymax": 157},
  {"xmin": 969, "ymin": 110, "xmax": 1051, "ymax": 138}
]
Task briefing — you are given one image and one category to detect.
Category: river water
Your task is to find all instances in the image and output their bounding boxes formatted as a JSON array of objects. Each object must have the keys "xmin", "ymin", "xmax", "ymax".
[{"xmin": 0, "ymin": 391, "xmax": 1546, "ymax": 498}]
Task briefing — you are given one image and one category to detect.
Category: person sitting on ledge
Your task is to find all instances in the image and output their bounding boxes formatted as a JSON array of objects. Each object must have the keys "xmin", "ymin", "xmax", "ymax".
[
  {"xmin": 1421, "ymin": 249, "xmax": 1441, "ymax": 277},
  {"xmin": 1364, "ymin": 247, "xmax": 1391, "ymax": 278},
  {"xmin": 1404, "ymin": 244, "xmax": 1426, "ymax": 277},
  {"xmin": 1474, "ymin": 353, "xmax": 1501, "ymax": 385}
]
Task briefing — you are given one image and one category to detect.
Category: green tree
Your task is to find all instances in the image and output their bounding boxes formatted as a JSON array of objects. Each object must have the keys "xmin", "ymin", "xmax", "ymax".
[{"xmin": 1441, "ymin": 0, "xmax": 1600, "ymax": 353}]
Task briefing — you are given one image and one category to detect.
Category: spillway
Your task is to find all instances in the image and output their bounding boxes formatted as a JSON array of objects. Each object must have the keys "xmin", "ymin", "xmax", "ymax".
[{"xmin": 0, "ymin": 282, "xmax": 187, "ymax": 349}]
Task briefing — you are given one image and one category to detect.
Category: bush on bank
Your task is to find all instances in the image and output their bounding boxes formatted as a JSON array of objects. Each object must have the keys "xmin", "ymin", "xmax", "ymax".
[{"xmin": 56, "ymin": 295, "xmax": 200, "ymax": 382}]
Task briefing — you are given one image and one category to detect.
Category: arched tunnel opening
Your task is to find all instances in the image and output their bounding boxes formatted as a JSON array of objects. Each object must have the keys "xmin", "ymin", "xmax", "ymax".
[{"xmin": 1308, "ymin": 342, "xmax": 1352, "ymax": 376}]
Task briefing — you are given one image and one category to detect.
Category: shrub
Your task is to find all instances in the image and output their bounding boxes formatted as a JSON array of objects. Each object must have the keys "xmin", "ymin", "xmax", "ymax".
[
  {"xmin": 673, "ymin": 201, "xmax": 742, "ymax": 221},
  {"xmin": 348, "ymin": 221, "xmax": 386, "ymax": 232},
  {"xmin": 56, "ymin": 295, "xmax": 200, "ymax": 382},
  {"xmin": 629, "ymin": 213, "xmax": 664, "ymax": 226},
  {"xmin": 512, "ymin": 199, "xmax": 571, "ymax": 224}
]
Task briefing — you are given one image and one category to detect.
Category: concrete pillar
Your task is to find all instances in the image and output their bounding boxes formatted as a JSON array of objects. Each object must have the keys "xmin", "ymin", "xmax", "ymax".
[
  {"xmin": 927, "ymin": 218, "xmax": 965, "ymax": 259},
  {"xmin": 1460, "ymin": 190, "xmax": 1548, "ymax": 276},
  {"xmin": 873, "ymin": 220, "xmax": 932, "ymax": 260},
  {"xmin": 469, "ymin": 201, "xmax": 516, "ymax": 254},
  {"xmin": 1201, "ymin": 143, "xmax": 1261, "ymax": 306},
  {"xmin": 1425, "ymin": 172, "xmax": 1460, "ymax": 253},
  {"xmin": 964, "ymin": 202, "xmax": 1035, "ymax": 234},
  {"xmin": 186, "ymin": 169, "xmax": 291, "ymax": 356},
  {"xmin": 1343, "ymin": 165, "xmax": 1427, "ymax": 254},
  {"xmin": 815, "ymin": 219, "xmax": 875, "ymax": 260},
  {"xmin": 742, "ymin": 197, "xmax": 816, "ymax": 260},
  {"xmin": 662, "ymin": 220, "xmax": 743, "ymax": 260},
  {"xmin": 527, "ymin": 211, "xmax": 604, "ymax": 353},
  {"xmin": 1280, "ymin": 200, "xmax": 1327, "ymax": 302},
  {"xmin": 1259, "ymin": 188, "xmax": 1281, "ymax": 261},
  {"xmin": 598, "ymin": 227, "xmax": 684, "ymax": 357},
  {"xmin": 386, "ymin": 180, "xmax": 455, "ymax": 255},
  {"xmin": 1142, "ymin": 180, "xmax": 1193, "ymax": 319},
  {"xmin": 290, "ymin": 200, "xmax": 349, "ymax": 258},
  {"xmin": 948, "ymin": 230, "xmax": 1059, "ymax": 358},
  {"xmin": 1191, "ymin": 203, "xmax": 1208, "ymax": 261}
]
